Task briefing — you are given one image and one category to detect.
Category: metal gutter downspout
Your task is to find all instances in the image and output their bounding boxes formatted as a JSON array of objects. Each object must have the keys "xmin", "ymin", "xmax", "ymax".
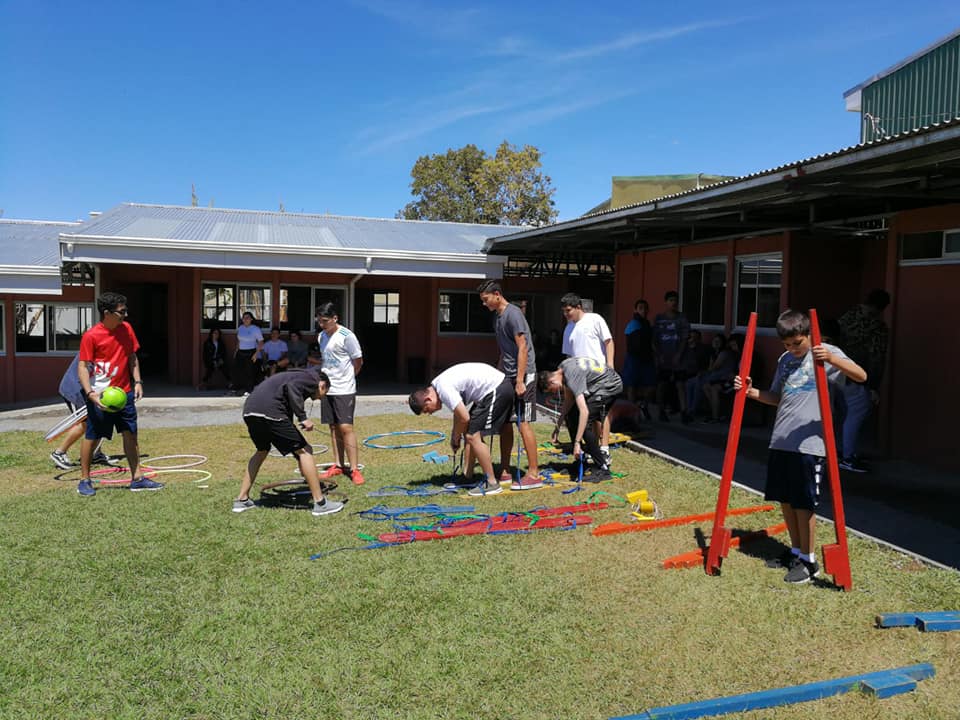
[{"xmin": 347, "ymin": 256, "xmax": 372, "ymax": 326}]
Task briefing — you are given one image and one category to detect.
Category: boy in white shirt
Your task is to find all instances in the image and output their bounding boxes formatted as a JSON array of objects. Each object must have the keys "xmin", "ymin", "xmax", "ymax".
[{"xmin": 408, "ymin": 362, "xmax": 514, "ymax": 496}]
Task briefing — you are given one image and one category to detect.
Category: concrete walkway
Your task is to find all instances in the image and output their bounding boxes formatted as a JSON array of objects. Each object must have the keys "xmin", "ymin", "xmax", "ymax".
[{"xmin": 4, "ymin": 384, "xmax": 958, "ymax": 571}]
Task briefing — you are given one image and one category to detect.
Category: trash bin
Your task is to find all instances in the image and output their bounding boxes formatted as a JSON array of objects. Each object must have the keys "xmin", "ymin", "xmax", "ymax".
[{"xmin": 407, "ymin": 357, "xmax": 426, "ymax": 384}]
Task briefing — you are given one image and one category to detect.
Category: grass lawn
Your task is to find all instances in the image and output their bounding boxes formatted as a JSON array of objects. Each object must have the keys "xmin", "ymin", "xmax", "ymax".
[{"xmin": 1, "ymin": 413, "xmax": 958, "ymax": 719}]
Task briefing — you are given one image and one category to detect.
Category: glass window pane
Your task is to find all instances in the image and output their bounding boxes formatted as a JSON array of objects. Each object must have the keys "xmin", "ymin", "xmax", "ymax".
[
  {"xmin": 387, "ymin": 293, "xmax": 399, "ymax": 305},
  {"xmin": 374, "ymin": 293, "xmax": 386, "ymax": 305},
  {"xmin": 50, "ymin": 305, "xmax": 93, "ymax": 351},
  {"xmin": 439, "ymin": 293, "xmax": 468, "ymax": 332},
  {"xmin": 386, "ymin": 306, "xmax": 399, "ymax": 324},
  {"xmin": 373, "ymin": 307, "xmax": 386, "ymax": 323},
  {"xmin": 757, "ymin": 287, "xmax": 781, "ymax": 327},
  {"xmin": 736, "ymin": 287, "xmax": 755, "ymax": 327},
  {"xmin": 468, "ymin": 293, "xmax": 494, "ymax": 334},
  {"xmin": 15, "ymin": 303, "xmax": 47, "ymax": 352},
  {"xmin": 945, "ymin": 231, "xmax": 960, "ymax": 255},
  {"xmin": 239, "ymin": 287, "xmax": 271, "ymax": 327},
  {"xmin": 279, "ymin": 286, "xmax": 311, "ymax": 331},
  {"xmin": 681, "ymin": 265, "xmax": 704, "ymax": 324},
  {"xmin": 703, "ymin": 263, "xmax": 726, "ymax": 325},
  {"xmin": 901, "ymin": 231, "xmax": 943, "ymax": 260},
  {"xmin": 202, "ymin": 285, "xmax": 234, "ymax": 330}
]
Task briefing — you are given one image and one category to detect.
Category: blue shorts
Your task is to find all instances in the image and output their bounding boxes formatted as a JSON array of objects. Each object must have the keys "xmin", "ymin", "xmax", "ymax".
[
  {"xmin": 85, "ymin": 391, "xmax": 138, "ymax": 440},
  {"xmin": 765, "ymin": 449, "xmax": 822, "ymax": 511}
]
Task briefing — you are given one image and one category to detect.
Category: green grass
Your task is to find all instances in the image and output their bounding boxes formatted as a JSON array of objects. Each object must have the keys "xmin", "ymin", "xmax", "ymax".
[{"xmin": 1, "ymin": 415, "xmax": 959, "ymax": 719}]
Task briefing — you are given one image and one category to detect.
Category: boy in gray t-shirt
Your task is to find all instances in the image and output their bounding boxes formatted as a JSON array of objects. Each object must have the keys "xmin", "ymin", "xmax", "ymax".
[
  {"xmin": 539, "ymin": 357, "xmax": 623, "ymax": 480},
  {"xmin": 736, "ymin": 310, "xmax": 866, "ymax": 585}
]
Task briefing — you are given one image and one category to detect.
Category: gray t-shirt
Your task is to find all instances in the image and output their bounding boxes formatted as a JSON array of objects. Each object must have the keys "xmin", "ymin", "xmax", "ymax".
[
  {"xmin": 495, "ymin": 303, "xmax": 536, "ymax": 378},
  {"xmin": 560, "ymin": 357, "xmax": 623, "ymax": 400},
  {"xmin": 768, "ymin": 342, "xmax": 847, "ymax": 456}
]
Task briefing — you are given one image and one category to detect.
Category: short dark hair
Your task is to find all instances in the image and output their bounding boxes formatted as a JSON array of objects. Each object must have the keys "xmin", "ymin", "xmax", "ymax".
[
  {"xmin": 270, "ymin": 327, "xmax": 281, "ymax": 334},
  {"xmin": 775, "ymin": 309, "xmax": 810, "ymax": 339},
  {"xmin": 315, "ymin": 302, "xmax": 338, "ymax": 318},
  {"xmin": 537, "ymin": 370, "xmax": 555, "ymax": 392},
  {"xmin": 634, "ymin": 299, "xmax": 648, "ymax": 311},
  {"xmin": 408, "ymin": 387, "xmax": 432, "ymax": 415},
  {"xmin": 310, "ymin": 369, "xmax": 331, "ymax": 391},
  {"xmin": 97, "ymin": 291, "xmax": 127, "ymax": 318},
  {"xmin": 866, "ymin": 288, "xmax": 891, "ymax": 311},
  {"xmin": 477, "ymin": 280, "xmax": 501, "ymax": 294},
  {"xmin": 289, "ymin": 330, "xmax": 301, "ymax": 338},
  {"xmin": 560, "ymin": 292, "xmax": 582, "ymax": 308},
  {"xmin": 664, "ymin": 290, "xmax": 678, "ymax": 302}
]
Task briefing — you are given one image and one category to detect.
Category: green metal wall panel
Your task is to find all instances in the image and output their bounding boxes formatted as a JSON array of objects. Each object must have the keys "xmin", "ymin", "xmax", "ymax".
[{"xmin": 861, "ymin": 35, "xmax": 960, "ymax": 142}]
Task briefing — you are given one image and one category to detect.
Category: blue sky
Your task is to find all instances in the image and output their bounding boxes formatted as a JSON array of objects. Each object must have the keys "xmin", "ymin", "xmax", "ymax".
[{"xmin": 1, "ymin": 1, "xmax": 958, "ymax": 223}]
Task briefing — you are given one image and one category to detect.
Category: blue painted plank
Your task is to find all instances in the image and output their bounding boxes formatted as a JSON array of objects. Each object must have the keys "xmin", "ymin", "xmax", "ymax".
[
  {"xmin": 609, "ymin": 664, "xmax": 935, "ymax": 720},
  {"xmin": 918, "ymin": 618, "xmax": 960, "ymax": 632},
  {"xmin": 860, "ymin": 674, "xmax": 916, "ymax": 699},
  {"xmin": 877, "ymin": 611, "xmax": 960, "ymax": 629}
]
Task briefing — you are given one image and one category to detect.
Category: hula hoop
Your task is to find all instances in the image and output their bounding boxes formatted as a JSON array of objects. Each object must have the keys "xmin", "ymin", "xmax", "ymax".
[
  {"xmin": 270, "ymin": 444, "xmax": 328, "ymax": 458},
  {"xmin": 141, "ymin": 454, "xmax": 207, "ymax": 470},
  {"xmin": 54, "ymin": 465, "xmax": 126, "ymax": 482},
  {"xmin": 363, "ymin": 431, "xmax": 445, "ymax": 450},
  {"xmin": 259, "ymin": 480, "xmax": 349, "ymax": 509},
  {"xmin": 149, "ymin": 469, "xmax": 213, "ymax": 483},
  {"xmin": 44, "ymin": 406, "xmax": 87, "ymax": 442},
  {"xmin": 98, "ymin": 470, "xmax": 160, "ymax": 486}
]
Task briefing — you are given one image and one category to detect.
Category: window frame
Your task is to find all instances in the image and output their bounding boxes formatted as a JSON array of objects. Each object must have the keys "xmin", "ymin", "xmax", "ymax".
[
  {"xmin": 277, "ymin": 284, "xmax": 350, "ymax": 333},
  {"xmin": 372, "ymin": 291, "xmax": 400, "ymax": 326},
  {"xmin": 733, "ymin": 252, "xmax": 783, "ymax": 331},
  {"xmin": 899, "ymin": 228, "xmax": 960, "ymax": 266},
  {"xmin": 201, "ymin": 282, "xmax": 273, "ymax": 331},
  {"xmin": 438, "ymin": 290, "xmax": 495, "ymax": 336},
  {"xmin": 679, "ymin": 257, "xmax": 727, "ymax": 329},
  {"xmin": 14, "ymin": 301, "xmax": 95, "ymax": 355}
]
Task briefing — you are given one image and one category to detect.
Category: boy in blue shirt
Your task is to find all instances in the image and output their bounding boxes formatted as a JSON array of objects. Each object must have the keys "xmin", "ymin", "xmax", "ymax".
[{"xmin": 736, "ymin": 310, "xmax": 866, "ymax": 584}]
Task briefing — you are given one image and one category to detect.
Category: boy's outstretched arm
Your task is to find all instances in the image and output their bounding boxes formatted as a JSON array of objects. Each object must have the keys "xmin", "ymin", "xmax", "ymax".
[
  {"xmin": 734, "ymin": 375, "xmax": 781, "ymax": 407},
  {"xmin": 812, "ymin": 345, "xmax": 867, "ymax": 384}
]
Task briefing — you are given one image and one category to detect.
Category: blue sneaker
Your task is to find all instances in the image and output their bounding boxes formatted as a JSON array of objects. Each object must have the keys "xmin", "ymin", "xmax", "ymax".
[
  {"xmin": 130, "ymin": 477, "xmax": 164, "ymax": 492},
  {"xmin": 77, "ymin": 479, "xmax": 96, "ymax": 496}
]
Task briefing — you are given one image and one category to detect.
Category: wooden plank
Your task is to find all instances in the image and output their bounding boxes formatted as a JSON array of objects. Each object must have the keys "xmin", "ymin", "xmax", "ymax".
[
  {"xmin": 592, "ymin": 504, "xmax": 774, "ymax": 538},
  {"xmin": 876, "ymin": 611, "xmax": 960, "ymax": 629},
  {"xmin": 609, "ymin": 663, "xmax": 935, "ymax": 720},
  {"xmin": 918, "ymin": 617, "xmax": 960, "ymax": 632},
  {"xmin": 860, "ymin": 674, "xmax": 917, "ymax": 699},
  {"xmin": 662, "ymin": 523, "xmax": 787, "ymax": 570}
]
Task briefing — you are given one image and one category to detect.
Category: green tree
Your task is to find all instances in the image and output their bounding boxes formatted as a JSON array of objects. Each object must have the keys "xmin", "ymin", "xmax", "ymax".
[{"xmin": 399, "ymin": 141, "xmax": 557, "ymax": 226}]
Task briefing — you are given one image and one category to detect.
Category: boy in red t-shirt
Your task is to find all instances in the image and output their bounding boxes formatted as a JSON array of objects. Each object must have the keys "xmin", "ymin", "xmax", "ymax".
[{"xmin": 76, "ymin": 292, "xmax": 163, "ymax": 496}]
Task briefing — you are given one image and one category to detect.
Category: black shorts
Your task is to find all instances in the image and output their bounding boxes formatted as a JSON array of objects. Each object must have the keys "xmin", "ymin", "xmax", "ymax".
[
  {"xmin": 507, "ymin": 373, "xmax": 538, "ymax": 423},
  {"xmin": 467, "ymin": 378, "xmax": 514, "ymax": 436},
  {"xmin": 244, "ymin": 415, "xmax": 309, "ymax": 456},
  {"xmin": 765, "ymin": 449, "xmax": 822, "ymax": 511},
  {"xmin": 320, "ymin": 394, "xmax": 356, "ymax": 425},
  {"xmin": 657, "ymin": 368, "xmax": 675, "ymax": 383}
]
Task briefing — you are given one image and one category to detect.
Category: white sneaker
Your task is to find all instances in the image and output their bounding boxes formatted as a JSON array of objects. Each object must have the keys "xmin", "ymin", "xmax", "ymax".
[
  {"xmin": 312, "ymin": 498, "xmax": 345, "ymax": 516},
  {"xmin": 51, "ymin": 450, "xmax": 75, "ymax": 470}
]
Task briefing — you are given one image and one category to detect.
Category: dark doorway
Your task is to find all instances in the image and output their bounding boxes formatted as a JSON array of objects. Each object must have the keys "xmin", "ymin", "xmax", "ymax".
[
  {"xmin": 115, "ymin": 282, "xmax": 169, "ymax": 380},
  {"xmin": 354, "ymin": 289, "xmax": 400, "ymax": 381}
]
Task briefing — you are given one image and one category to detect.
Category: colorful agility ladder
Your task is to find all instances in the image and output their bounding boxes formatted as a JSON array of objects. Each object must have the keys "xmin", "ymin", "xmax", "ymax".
[
  {"xmin": 810, "ymin": 308, "xmax": 853, "ymax": 591},
  {"xmin": 592, "ymin": 504, "xmax": 774, "ymax": 537},
  {"xmin": 609, "ymin": 663, "xmax": 934, "ymax": 720},
  {"xmin": 378, "ymin": 502, "xmax": 606, "ymax": 543},
  {"xmin": 662, "ymin": 523, "xmax": 788, "ymax": 569},
  {"xmin": 704, "ymin": 311, "xmax": 757, "ymax": 576}
]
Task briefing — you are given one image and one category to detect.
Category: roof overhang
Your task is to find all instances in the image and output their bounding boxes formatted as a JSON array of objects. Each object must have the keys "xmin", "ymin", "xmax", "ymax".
[
  {"xmin": 484, "ymin": 120, "xmax": 960, "ymax": 255},
  {"xmin": 0, "ymin": 265, "xmax": 63, "ymax": 295},
  {"xmin": 60, "ymin": 235, "xmax": 508, "ymax": 280}
]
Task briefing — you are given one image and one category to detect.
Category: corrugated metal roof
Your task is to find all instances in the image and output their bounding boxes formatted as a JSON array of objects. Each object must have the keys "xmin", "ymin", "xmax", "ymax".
[
  {"xmin": 67, "ymin": 204, "xmax": 523, "ymax": 254},
  {"xmin": 0, "ymin": 219, "xmax": 80, "ymax": 267}
]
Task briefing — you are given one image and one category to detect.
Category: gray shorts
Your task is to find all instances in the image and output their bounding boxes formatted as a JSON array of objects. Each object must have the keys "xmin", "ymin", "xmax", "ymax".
[{"xmin": 321, "ymin": 394, "xmax": 356, "ymax": 425}]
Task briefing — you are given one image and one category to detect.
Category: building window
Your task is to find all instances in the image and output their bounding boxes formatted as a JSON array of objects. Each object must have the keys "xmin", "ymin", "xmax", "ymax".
[
  {"xmin": 15, "ymin": 302, "xmax": 94, "ymax": 353},
  {"xmin": 439, "ymin": 291, "xmax": 494, "ymax": 334},
  {"xmin": 373, "ymin": 292, "xmax": 400, "ymax": 325},
  {"xmin": 60, "ymin": 262, "xmax": 96, "ymax": 287},
  {"xmin": 680, "ymin": 260, "xmax": 726, "ymax": 326},
  {"xmin": 735, "ymin": 254, "xmax": 782, "ymax": 328},
  {"xmin": 202, "ymin": 284, "xmax": 271, "ymax": 330},
  {"xmin": 901, "ymin": 230, "xmax": 960, "ymax": 263},
  {"xmin": 280, "ymin": 286, "xmax": 347, "ymax": 332}
]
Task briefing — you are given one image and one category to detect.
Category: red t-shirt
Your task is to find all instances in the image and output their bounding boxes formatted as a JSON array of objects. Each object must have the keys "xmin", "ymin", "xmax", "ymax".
[{"xmin": 79, "ymin": 321, "xmax": 140, "ymax": 392}]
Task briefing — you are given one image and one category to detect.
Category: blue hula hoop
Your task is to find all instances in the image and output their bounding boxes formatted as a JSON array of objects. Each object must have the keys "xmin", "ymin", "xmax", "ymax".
[{"xmin": 362, "ymin": 430, "xmax": 446, "ymax": 450}]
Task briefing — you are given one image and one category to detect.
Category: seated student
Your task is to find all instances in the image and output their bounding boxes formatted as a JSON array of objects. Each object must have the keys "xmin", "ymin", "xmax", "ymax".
[
  {"xmin": 408, "ymin": 362, "xmax": 514, "ymax": 497},
  {"xmin": 286, "ymin": 330, "xmax": 309, "ymax": 368},
  {"xmin": 262, "ymin": 327, "xmax": 289, "ymax": 376},
  {"xmin": 231, "ymin": 368, "xmax": 343, "ymax": 517},
  {"xmin": 703, "ymin": 334, "xmax": 743, "ymax": 423},
  {"xmin": 201, "ymin": 328, "xmax": 231, "ymax": 390},
  {"xmin": 676, "ymin": 329, "xmax": 712, "ymax": 424},
  {"xmin": 538, "ymin": 357, "xmax": 623, "ymax": 481}
]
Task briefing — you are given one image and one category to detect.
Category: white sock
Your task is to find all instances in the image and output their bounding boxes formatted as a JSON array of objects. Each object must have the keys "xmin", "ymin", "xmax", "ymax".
[
  {"xmin": 800, "ymin": 552, "xmax": 815, "ymax": 563},
  {"xmin": 601, "ymin": 445, "xmax": 609, "ymax": 453}
]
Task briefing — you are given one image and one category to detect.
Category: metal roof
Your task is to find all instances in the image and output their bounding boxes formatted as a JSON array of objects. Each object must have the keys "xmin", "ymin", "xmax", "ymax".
[
  {"xmin": 485, "ymin": 116, "xmax": 960, "ymax": 255},
  {"xmin": 62, "ymin": 204, "xmax": 522, "ymax": 279},
  {"xmin": 0, "ymin": 219, "xmax": 80, "ymax": 295},
  {"xmin": 67, "ymin": 203, "xmax": 520, "ymax": 254}
]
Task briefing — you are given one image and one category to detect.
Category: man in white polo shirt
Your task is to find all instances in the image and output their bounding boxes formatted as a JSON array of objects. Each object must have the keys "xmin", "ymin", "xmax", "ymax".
[
  {"xmin": 408, "ymin": 362, "xmax": 514, "ymax": 496},
  {"xmin": 315, "ymin": 303, "xmax": 365, "ymax": 485}
]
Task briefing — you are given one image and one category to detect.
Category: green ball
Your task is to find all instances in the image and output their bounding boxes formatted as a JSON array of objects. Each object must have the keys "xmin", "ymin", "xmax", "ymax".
[{"xmin": 100, "ymin": 386, "xmax": 127, "ymax": 413}]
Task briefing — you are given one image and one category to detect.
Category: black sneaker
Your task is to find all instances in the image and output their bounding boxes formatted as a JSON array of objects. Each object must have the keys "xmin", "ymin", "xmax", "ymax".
[
  {"xmin": 784, "ymin": 558, "xmax": 820, "ymax": 584},
  {"xmin": 839, "ymin": 457, "xmax": 869, "ymax": 473},
  {"xmin": 765, "ymin": 549, "xmax": 796, "ymax": 569},
  {"xmin": 639, "ymin": 404, "xmax": 652, "ymax": 422}
]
